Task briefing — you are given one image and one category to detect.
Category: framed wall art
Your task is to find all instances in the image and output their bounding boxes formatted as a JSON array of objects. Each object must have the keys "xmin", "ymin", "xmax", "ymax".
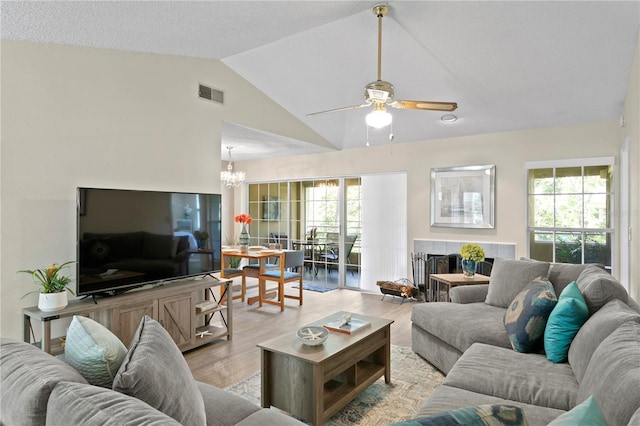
[
  {"xmin": 263, "ymin": 196, "xmax": 280, "ymax": 220},
  {"xmin": 430, "ymin": 165, "xmax": 495, "ymax": 228}
]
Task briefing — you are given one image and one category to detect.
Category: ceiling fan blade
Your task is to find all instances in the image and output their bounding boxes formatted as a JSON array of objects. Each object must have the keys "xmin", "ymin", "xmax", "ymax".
[
  {"xmin": 390, "ymin": 100, "xmax": 458, "ymax": 112},
  {"xmin": 306, "ymin": 104, "xmax": 370, "ymax": 116}
]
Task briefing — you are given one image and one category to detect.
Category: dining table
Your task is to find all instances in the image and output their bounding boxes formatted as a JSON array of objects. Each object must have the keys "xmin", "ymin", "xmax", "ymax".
[{"xmin": 220, "ymin": 248, "xmax": 284, "ymax": 307}]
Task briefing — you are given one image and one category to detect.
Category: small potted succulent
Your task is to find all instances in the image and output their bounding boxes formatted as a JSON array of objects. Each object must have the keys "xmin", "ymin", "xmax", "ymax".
[
  {"xmin": 460, "ymin": 244, "xmax": 486, "ymax": 278},
  {"xmin": 19, "ymin": 261, "xmax": 76, "ymax": 312}
]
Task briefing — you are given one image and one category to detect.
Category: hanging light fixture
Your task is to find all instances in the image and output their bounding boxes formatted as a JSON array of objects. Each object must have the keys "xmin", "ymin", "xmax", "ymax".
[
  {"xmin": 366, "ymin": 103, "xmax": 393, "ymax": 129},
  {"xmin": 220, "ymin": 146, "xmax": 245, "ymax": 188}
]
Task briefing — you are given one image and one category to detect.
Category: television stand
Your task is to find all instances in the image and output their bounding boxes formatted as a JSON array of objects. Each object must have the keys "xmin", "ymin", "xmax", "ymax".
[{"xmin": 22, "ymin": 276, "xmax": 232, "ymax": 354}]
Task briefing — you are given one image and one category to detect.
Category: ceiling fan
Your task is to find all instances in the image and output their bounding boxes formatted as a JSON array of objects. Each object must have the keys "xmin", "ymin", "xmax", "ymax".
[{"xmin": 307, "ymin": 4, "xmax": 458, "ymax": 129}]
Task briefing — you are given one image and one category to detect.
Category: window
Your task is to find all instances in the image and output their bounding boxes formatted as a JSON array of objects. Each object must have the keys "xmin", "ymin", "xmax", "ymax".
[{"xmin": 526, "ymin": 158, "xmax": 614, "ymax": 270}]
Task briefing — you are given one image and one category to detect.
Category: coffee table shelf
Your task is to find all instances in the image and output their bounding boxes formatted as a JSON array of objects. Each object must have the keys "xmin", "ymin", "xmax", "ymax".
[{"xmin": 323, "ymin": 360, "xmax": 385, "ymax": 416}]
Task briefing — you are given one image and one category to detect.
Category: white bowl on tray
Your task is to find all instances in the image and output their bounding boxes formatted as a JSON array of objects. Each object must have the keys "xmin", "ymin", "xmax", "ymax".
[{"xmin": 296, "ymin": 326, "xmax": 329, "ymax": 346}]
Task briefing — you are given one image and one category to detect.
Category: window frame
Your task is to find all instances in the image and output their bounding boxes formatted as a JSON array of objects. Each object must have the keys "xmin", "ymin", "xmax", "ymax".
[{"xmin": 525, "ymin": 156, "xmax": 615, "ymax": 271}]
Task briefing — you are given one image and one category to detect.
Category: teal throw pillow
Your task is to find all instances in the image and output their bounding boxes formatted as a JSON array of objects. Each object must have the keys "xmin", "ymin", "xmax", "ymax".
[
  {"xmin": 544, "ymin": 281, "xmax": 589, "ymax": 363},
  {"xmin": 548, "ymin": 396, "xmax": 606, "ymax": 425},
  {"xmin": 504, "ymin": 277, "xmax": 557, "ymax": 353},
  {"xmin": 64, "ymin": 315, "xmax": 127, "ymax": 388},
  {"xmin": 390, "ymin": 405, "xmax": 525, "ymax": 426}
]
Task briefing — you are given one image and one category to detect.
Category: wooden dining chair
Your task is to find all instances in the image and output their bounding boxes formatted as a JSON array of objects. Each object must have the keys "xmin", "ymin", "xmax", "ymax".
[
  {"xmin": 257, "ymin": 250, "xmax": 304, "ymax": 312},
  {"xmin": 221, "ymin": 267, "xmax": 245, "ymax": 302}
]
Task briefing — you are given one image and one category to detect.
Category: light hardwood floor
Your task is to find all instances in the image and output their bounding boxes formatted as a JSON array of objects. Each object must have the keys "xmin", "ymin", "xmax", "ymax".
[{"xmin": 184, "ymin": 279, "xmax": 415, "ymax": 388}]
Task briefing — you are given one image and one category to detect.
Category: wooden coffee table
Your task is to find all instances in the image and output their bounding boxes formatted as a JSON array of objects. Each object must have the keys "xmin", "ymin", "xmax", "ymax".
[{"xmin": 257, "ymin": 311, "xmax": 393, "ymax": 425}]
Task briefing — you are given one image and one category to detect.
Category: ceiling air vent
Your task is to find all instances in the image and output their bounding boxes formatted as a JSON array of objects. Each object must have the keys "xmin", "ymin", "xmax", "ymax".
[{"xmin": 198, "ymin": 84, "xmax": 224, "ymax": 104}]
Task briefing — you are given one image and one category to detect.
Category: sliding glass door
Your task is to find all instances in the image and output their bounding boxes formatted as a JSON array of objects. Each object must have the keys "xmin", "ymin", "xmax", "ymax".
[{"xmin": 246, "ymin": 173, "xmax": 405, "ymax": 291}]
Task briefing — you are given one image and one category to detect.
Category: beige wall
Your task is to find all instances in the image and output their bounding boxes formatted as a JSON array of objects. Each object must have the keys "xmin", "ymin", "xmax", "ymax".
[
  {"xmin": 238, "ymin": 119, "xmax": 636, "ymax": 295},
  {"xmin": 0, "ymin": 40, "xmax": 326, "ymax": 339}
]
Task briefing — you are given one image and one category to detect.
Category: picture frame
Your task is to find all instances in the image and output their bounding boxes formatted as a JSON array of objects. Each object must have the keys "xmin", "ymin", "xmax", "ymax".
[
  {"xmin": 263, "ymin": 196, "xmax": 280, "ymax": 220},
  {"xmin": 430, "ymin": 165, "xmax": 495, "ymax": 228}
]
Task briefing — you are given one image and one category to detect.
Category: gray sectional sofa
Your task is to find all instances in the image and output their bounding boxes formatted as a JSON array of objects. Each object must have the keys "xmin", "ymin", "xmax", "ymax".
[
  {"xmin": 411, "ymin": 258, "xmax": 640, "ymax": 425},
  {"xmin": 1, "ymin": 316, "xmax": 304, "ymax": 426}
]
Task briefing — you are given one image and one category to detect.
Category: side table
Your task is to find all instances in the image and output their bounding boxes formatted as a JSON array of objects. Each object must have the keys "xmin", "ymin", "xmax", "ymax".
[{"xmin": 428, "ymin": 273, "xmax": 490, "ymax": 302}]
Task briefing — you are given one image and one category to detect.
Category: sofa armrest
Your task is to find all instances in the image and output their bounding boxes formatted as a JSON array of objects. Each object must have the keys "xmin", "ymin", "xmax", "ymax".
[
  {"xmin": 450, "ymin": 284, "xmax": 489, "ymax": 304},
  {"xmin": 197, "ymin": 381, "xmax": 306, "ymax": 425},
  {"xmin": 197, "ymin": 381, "xmax": 261, "ymax": 425}
]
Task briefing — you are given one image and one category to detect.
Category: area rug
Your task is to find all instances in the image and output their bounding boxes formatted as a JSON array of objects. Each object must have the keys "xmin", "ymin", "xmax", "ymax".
[
  {"xmin": 293, "ymin": 283, "xmax": 336, "ymax": 293},
  {"xmin": 224, "ymin": 345, "xmax": 444, "ymax": 425}
]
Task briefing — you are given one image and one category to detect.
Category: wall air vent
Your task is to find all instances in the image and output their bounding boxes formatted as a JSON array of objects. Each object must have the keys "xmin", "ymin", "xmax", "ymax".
[{"xmin": 198, "ymin": 84, "xmax": 224, "ymax": 104}]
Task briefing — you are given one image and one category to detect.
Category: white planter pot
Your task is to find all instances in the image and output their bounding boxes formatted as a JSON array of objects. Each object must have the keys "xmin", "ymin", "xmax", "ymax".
[{"xmin": 38, "ymin": 291, "xmax": 68, "ymax": 312}]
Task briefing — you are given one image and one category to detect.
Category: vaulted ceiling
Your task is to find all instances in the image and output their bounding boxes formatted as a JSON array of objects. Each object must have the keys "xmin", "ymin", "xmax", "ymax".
[{"xmin": 2, "ymin": 1, "xmax": 639, "ymax": 161}]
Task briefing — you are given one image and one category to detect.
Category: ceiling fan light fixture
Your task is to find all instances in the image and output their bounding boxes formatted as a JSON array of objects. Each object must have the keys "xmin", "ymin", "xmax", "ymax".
[{"xmin": 366, "ymin": 105, "xmax": 392, "ymax": 128}]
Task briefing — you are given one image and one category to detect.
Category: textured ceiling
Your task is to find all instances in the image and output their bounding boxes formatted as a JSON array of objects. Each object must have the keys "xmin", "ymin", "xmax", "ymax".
[{"xmin": 2, "ymin": 1, "xmax": 639, "ymax": 161}]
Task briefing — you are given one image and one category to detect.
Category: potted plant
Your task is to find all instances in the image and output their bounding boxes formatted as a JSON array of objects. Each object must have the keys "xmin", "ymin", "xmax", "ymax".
[
  {"xmin": 19, "ymin": 261, "xmax": 76, "ymax": 312},
  {"xmin": 460, "ymin": 244, "xmax": 486, "ymax": 278},
  {"xmin": 193, "ymin": 230, "xmax": 209, "ymax": 249}
]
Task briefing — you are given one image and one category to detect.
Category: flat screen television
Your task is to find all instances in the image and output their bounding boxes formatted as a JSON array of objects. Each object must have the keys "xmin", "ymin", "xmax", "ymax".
[{"xmin": 76, "ymin": 187, "xmax": 222, "ymax": 297}]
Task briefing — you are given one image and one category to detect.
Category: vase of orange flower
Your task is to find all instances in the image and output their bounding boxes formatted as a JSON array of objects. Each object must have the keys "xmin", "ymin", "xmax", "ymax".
[{"xmin": 235, "ymin": 214, "xmax": 252, "ymax": 250}]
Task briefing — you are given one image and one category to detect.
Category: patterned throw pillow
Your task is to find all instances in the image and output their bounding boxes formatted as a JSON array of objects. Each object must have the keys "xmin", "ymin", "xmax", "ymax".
[
  {"xmin": 544, "ymin": 281, "xmax": 589, "ymax": 363},
  {"xmin": 390, "ymin": 404, "xmax": 525, "ymax": 425},
  {"xmin": 64, "ymin": 315, "xmax": 127, "ymax": 388},
  {"xmin": 504, "ymin": 277, "xmax": 557, "ymax": 353}
]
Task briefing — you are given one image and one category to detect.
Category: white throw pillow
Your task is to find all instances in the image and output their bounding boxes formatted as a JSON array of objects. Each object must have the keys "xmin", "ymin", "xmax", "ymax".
[{"xmin": 64, "ymin": 315, "xmax": 127, "ymax": 388}]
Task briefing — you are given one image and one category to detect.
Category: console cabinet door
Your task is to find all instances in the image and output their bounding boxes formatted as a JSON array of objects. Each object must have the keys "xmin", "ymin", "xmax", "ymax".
[
  {"xmin": 112, "ymin": 299, "xmax": 158, "ymax": 347},
  {"xmin": 158, "ymin": 292, "xmax": 195, "ymax": 350}
]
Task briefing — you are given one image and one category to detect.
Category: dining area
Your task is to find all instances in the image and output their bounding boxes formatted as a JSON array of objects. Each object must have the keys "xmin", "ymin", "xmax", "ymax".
[{"xmin": 220, "ymin": 246, "xmax": 304, "ymax": 312}]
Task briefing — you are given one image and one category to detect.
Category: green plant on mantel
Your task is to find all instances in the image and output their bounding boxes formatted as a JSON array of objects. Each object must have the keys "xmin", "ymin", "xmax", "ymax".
[
  {"xmin": 460, "ymin": 244, "xmax": 486, "ymax": 262},
  {"xmin": 19, "ymin": 261, "xmax": 76, "ymax": 298}
]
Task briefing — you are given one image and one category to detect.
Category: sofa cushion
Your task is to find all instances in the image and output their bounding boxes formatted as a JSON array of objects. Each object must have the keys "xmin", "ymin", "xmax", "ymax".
[
  {"xmin": 411, "ymin": 302, "xmax": 512, "ymax": 354},
  {"xmin": 390, "ymin": 404, "xmax": 525, "ymax": 426},
  {"xmin": 47, "ymin": 381, "xmax": 181, "ymax": 425},
  {"xmin": 485, "ymin": 258, "xmax": 550, "ymax": 308},
  {"xmin": 112, "ymin": 316, "xmax": 206, "ymax": 425},
  {"xmin": 417, "ymin": 385, "xmax": 566, "ymax": 426},
  {"xmin": 443, "ymin": 343, "xmax": 578, "ymax": 411},
  {"xmin": 576, "ymin": 265, "xmax": 628, "ymax": 314},
  {"xmin": 548, "ymin": 263, "xmax": 604, "ymax": 295},
  {"xmin": 504, "ymin": 277, "xmax": 557, "ymax": 353},
  {"xmin": 576, "ymin": 321, "xmax": 640, "ymax": 426},
  {"xmin": 543, "ymin": 282, "xmax": 589, "ymax": 363},
  {"xmin": 64, "ymin": 315, "xmax": 127, "ymax": 388},
  {"xmin": 0, "ymin": 338, "xmax": 88, "ymax": 426},
  {"xmin": 568, "ymin": 299, "xmax": 640, "ymax": 382},
  {"xmin": 547, "ymin": 395, "xmax": 605, "ymax": 426}
]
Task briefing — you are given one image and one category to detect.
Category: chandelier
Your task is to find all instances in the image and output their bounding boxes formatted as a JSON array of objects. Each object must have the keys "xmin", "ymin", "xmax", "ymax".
[{"xmin": 220, "ymin": 146, "xmax": 245, "ymax": 188}]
